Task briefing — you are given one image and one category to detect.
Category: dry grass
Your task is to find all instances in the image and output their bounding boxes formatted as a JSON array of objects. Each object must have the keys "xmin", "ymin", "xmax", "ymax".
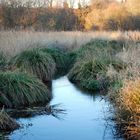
[
  {"xmin": 107, "ymin": 42, "xmax": 140, "ymax": 139},
  {"xmin": 118, "ymin": 79, "xmax": 140, "ymax": 138},
  {"xmin": 0, "ymin": 31, "xmax": 140, "ymax": 57},
  {"xmin": 0, "ymin": 30, "xmax": 140, "ymax": 137},
  {"xmin": 0, "ymin": 108, "xmax": 19, "ymax": 131}
]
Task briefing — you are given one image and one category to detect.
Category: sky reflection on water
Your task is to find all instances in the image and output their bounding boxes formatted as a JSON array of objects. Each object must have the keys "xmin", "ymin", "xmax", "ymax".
[{"xmin": 9, "ymin": 76, "xmax": 119, "ymax": 140}]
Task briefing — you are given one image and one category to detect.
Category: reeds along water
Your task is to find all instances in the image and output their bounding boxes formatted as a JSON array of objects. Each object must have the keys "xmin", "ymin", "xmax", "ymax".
[
  {"xmin": 67, "ymin": 38, "xmax": 140, "ymax": 139},
  {"xmin": 0, "ymin": 31, "xmax": 140, "ymax": 57},
  {"xmin": 0, "ymin": 31, "xmax": 140, "ymax": 138},
  {"xmin": 0, "ymin": 108, "xmax": 20, "ymax": 131}
]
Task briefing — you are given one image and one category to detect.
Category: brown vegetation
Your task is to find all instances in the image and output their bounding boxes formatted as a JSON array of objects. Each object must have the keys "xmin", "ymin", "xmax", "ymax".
[
  {"xmin": 0, "ymin": 0, "xmax": 139, "ymax": 31},
  {"xmin": 0, "ymin": 108, "xmax": 19, "ymax": 131}
]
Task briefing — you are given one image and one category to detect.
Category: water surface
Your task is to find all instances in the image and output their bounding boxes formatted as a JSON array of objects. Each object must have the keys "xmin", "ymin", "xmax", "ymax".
[{"xmin": 9, "ymin": 76, "xmax": 118, "ymax": 140}]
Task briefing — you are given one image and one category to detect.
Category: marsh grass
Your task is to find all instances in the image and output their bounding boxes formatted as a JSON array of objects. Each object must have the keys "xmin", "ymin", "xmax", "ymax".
[
  {"xmin": 0, "ymin": 71, "xmax": 51, "ymax": 108},
  {"xmin": 0, "ymin": 30, "xmax": 140, "ymax": 137},
  {"xmin": 10, "ymin": 48, "xmax": 56, "ymax": 81},
  {"xmin": 0, "ymin": 31, "xmax": 118, "ymax": 55},
  {"xmin": 106, "ymin": 43, "xmax": 140, "ymax": 139},
  {"xmin": 68, "ymin": 37, "xmax": 140, "ymax": 138},
  {"xmin": 39, "ymin": 47, "xmax": 69, "ymax": 76},
  {"xmin": 0, "ymin": 108, "xmax": 19, "ymax": 131},
  {"xmin": 0, "ymin": 53, "xmax": 7, "ymax": 71},
  {"xmin": 68, "ymin": 57, "xmax": 106, "ymax": 91},
  {"xmin": 76, "ymin": 39, "xmax": 124, "ymax": 59},
  {"xmin": 69, "ymin": 53, "xmax": 122, "ymax": 91},
  {"xmin": 68, "ymin": 38, "xmax": 125, "ymax": 91},
  {"xmin": 113, "ymin": 79, "xmax": 140, "ymax": 139},
  {"xmin": 0, "ymin": 31, "xmax": 139, "ymax": 57}
]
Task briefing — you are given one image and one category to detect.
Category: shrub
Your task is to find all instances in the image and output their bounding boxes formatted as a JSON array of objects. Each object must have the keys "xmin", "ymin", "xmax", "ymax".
[
  {"xmin": 10, "ymin": 48, "xmax": 56, "ymax": 81},
  {"xmin": 0, "ymin": 71, "xmax": 52, "ymax": 108}
]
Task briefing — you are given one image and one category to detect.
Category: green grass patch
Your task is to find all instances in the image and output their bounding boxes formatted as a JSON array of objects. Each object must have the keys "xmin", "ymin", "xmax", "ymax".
[
  {"xmin": 68, "ymin": 49, "xmax": 125, "ymax": 91},
  {"xmin": 76, "ymin": 39, "xmax": 124, "ymax": 59},
  {"xmin": 10, "ymin": 48, "xmax": 56, "ymax": 81},
  {"xmin": 68, "ymin": 55, "xmax": 108, "ymax": 91},
  {"xmin": 0, "ymin": 53, "xmax": 7, "ymax": 71},
  {"xmin": 0, "ymin": 71, "xmax": 51, "ymax": 108},
  {"xmin": 39, "ymin": 47, "xmax": 69, "ymax": 76}
]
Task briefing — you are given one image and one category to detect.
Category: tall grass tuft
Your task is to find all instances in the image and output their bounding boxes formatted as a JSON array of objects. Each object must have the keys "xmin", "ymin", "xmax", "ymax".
[
  {"xmin": 107, "ymin": 43, "xmax": 140, "ymax": 138},
  {"xmin": 10, "ymin": 48, "xmax": 56, "ymax": 81},
  {"xmin": 0, "ymin": 71, "xmax": 52, "ymax": 108},
  {"xmin": 68, "ymin": 60, "xmax": 106, "ymax": 91},
  {"xmin": 114, "ymin": 79, "xmax": 140, "ymax": 139},
  {"xmin": 68, "ymin": 50, "xmax": 125, "ymax": 91},
  {"xmin": 0, "ymin": 109, "xmax": 19, "ymax": 131},
  {"xmin": 0, "ymin": 53, "xmax": 7, "ymax": 71},
  {"xmin": 76, "ymin": 39, "xmax": 124, "ymax": 59},
  {"xmin": 39, "ymin": 47, "xmax": 69, "ymax": 75}
]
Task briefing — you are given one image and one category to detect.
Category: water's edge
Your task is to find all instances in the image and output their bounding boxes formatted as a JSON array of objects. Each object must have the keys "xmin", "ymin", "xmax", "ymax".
[{"xmin": 8, "ymin": 76, "xmax": 120, "ymax": 140}]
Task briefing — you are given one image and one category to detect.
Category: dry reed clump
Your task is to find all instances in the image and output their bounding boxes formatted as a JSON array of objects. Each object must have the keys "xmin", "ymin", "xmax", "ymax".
[
  {"xmin": 0, "ymin": 31, "xmax": 139, "ymax": 57},
  {"xmin": 116, "ymin": 79, "xmax": 140, "ymax": 138},
  {"xmin": 68, "ymin": 38, "xmax": 140, "ymax": 137},
  {"xmin": 0, "ymin": 109, "xmax": 19, "ymax": 131},
  {"xmin": 106, "ymin": 43, "xmax": 140, "ymax": 139}
]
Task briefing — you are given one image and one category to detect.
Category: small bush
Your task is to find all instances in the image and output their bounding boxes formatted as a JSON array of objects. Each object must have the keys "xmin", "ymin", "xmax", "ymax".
[
  {"xmin": 10, "ymin": 48, "xmax": 56, "ymax": 81},
  {"xmin": 0, "ymin": 71, "xmax": 52, "ymax": 108}
]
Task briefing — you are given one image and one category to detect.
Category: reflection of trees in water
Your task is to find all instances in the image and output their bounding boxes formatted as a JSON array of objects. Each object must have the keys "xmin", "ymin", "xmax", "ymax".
[{"xmin": 102, "ymin": 104, "xmax": 125, "ymax": 140}]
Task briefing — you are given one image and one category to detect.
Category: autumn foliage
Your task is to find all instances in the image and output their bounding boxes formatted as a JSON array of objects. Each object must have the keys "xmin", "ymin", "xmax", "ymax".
[{"xmin": 0, "ymin": 0, "xmax": 139, "ymax": 31}]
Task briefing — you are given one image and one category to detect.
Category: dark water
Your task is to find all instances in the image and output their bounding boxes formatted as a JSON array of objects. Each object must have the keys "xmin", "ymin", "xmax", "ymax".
[{"xmin": 9, "ymin": 76, "xmax": 121, "ymax": 140}]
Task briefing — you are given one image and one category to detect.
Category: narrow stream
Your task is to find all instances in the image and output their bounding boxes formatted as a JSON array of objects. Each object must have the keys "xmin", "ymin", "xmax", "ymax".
[{"xmin": 9, "ymin": 76, "xmax": 119, "ymax": 140}]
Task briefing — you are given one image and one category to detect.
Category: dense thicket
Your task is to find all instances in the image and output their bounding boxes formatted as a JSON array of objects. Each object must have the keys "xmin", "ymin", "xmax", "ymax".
[{"xmin": 0, "ymin": 0, "xmax": 139, "ymax": 31}]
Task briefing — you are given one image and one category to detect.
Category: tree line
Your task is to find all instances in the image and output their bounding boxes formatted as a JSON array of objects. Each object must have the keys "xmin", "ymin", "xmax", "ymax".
[{"xmin": 0, "ymin": 0, "xmax": 139, "ymax": 31}]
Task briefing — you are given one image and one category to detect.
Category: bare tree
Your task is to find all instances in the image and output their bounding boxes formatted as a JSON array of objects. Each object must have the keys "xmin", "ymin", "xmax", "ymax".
[
  {"xmin": 43, "ymin": 0, "xmax": 54, "ymax": 8},
  {"xmin": 79, "ymin": 0, "xmax": 88, "ymax": 7},
  {"xmin": 63, "ymin": 0, "xmax": 69, "ymax": 8},
  {"xmin": 48, "ymin": 0, "xmax": 53, "ymax": 7},
  {"xmin": 68, "ymin": 0, "xmax": 75, "ymax": 8}
]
